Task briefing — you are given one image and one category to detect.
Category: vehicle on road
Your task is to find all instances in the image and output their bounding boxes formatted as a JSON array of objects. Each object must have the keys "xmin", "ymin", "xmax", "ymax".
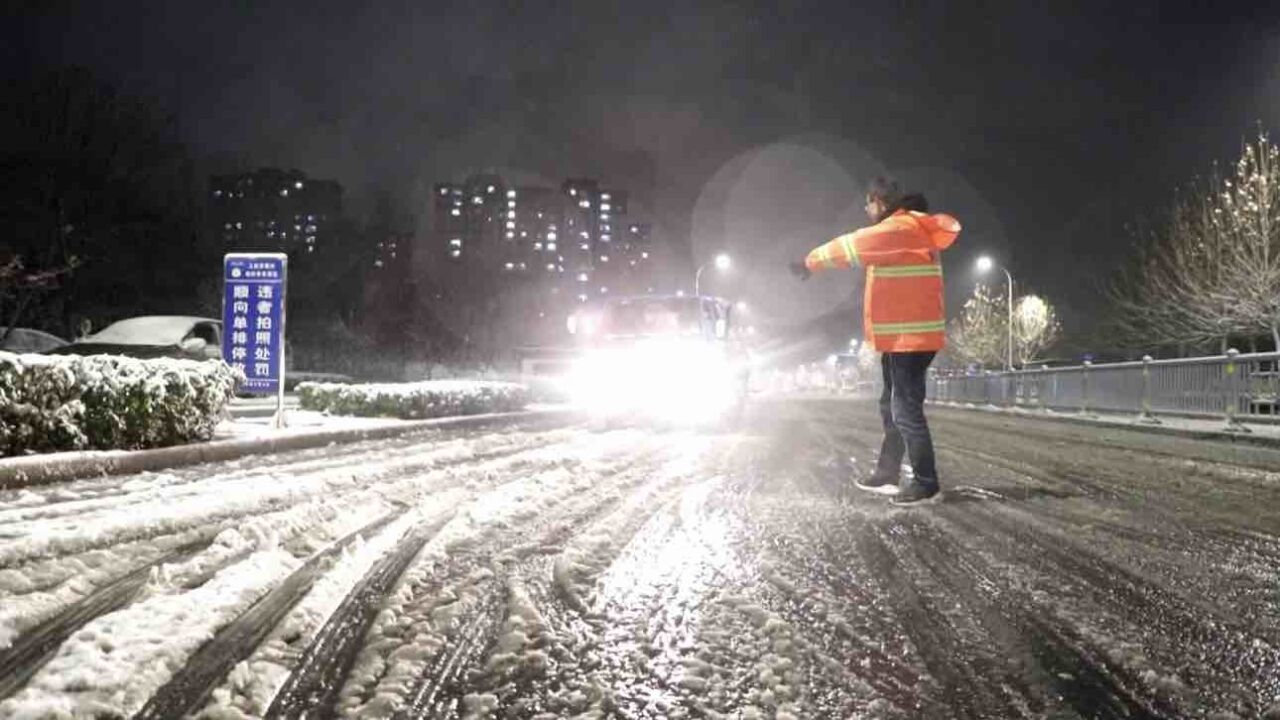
[
  {"xmin": 50, "ymin": 315, "xmax": 223, "ymax": 362},
  {"xmin": 0, "ymin": 327, "xmax": 69, "ymax": 354},
  {"xmin": 568, "ymin": 294, "xmax": 749, "ymax": 424}
]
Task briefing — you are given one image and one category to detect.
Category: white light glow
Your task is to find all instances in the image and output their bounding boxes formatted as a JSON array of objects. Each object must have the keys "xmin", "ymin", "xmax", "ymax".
[{"xmin": 569, "ymin": 342, "xmax": 740, "ymax": 424}]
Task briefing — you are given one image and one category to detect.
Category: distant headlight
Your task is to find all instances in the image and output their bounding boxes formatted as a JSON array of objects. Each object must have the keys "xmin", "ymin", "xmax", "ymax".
[{"xmin": 571, "ymin": 341, "xmax": 740, "ymax": 422}]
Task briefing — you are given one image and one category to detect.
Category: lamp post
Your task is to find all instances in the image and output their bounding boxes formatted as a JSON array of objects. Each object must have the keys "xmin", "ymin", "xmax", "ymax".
[
  {"xmin": 976, "ymin": 255, "xmax": 1014, "ymax": 371},
  {"xmin": 694, "ymin": 253, "xmax": 731, "ymax": 296}
]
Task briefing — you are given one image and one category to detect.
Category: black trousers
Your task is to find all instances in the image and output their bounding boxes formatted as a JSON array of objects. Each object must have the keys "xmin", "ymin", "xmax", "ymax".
[{"xmin": 876, "ymin": 351, "xmax": 938, "ymax": 484}]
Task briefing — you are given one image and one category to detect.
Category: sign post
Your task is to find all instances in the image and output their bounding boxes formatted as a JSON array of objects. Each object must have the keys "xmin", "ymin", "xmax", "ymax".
[{"xmin": 223, "ymin": 253, "xmax": 288, "ymax": 427}]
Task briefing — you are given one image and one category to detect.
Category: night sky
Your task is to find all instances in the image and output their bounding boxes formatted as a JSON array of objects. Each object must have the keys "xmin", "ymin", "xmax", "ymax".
[{"xmin": 7, "ymin": 1, "xmax": 1280, "ymax": 336}]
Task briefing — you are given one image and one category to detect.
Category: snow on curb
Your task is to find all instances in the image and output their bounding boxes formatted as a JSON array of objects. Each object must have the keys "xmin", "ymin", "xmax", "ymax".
[{"xmin": 0, "ymin": 407, "xmax": 575, "ymax": 490}]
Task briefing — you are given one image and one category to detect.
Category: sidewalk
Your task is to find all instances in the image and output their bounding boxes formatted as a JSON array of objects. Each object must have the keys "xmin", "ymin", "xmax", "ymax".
[
  {"xmin": 0, "ymin": 405, "xmax": 574, "ymax": 490},
  {"xmin": 929, "ymin": 400, "xmax": 1280, "ymax": 448}
]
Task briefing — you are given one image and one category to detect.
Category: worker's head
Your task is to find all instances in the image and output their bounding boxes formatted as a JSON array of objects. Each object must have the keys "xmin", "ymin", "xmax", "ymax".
[{"xmin": 865, "ymin": 177, "xmax": 902, "ymax": 222}]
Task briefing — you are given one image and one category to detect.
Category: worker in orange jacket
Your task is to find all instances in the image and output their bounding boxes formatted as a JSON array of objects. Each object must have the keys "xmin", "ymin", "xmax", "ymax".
[{"xmin": 790, "ymin": 177, "xmax": 960, "ymax": 504}]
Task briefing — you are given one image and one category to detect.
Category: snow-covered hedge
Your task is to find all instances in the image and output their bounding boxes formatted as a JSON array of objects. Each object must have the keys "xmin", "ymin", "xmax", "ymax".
[
  {"xmin": 297, "ymin": 380, "xmax": 530, "ymax": 419},
  {"xmin": 0, "ymin": 352, "xmax": 240, "ymax": 457}
]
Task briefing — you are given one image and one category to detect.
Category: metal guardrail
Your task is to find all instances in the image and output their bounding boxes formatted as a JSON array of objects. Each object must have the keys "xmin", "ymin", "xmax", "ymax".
[{"xmin": 928, "ymin": 350, "xmax": 1280, "ymax": 429}]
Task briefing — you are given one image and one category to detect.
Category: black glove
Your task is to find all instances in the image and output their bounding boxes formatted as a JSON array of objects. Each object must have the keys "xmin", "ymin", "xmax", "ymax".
[{"xmin": 788, "ymin": 260, "xmax": 811, "ymax": 281}]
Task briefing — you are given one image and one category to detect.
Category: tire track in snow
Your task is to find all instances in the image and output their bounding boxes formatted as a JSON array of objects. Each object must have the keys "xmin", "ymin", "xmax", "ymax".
[
  {"xmin": 391, "ymin": 449, "xmax": 684, "ymax": 719},
  {"xmin": 0, "ymin": 536, "xmax": 214, "ymax": 701},
  {"xmin": 0, "ymin": 424, "xmax": 594, "ymax": 576},
  {"xmin": 0, "ymin": 427, "xmax": 565, "ymax": 529},
  {"xmin": 134, "ymin": 508, "xmax": 407, "ymax": 719},
  {"xmin": 940, "ymin": 502, "xmax": 1280, "ymax": 717},
  {"xmin": 263, "ymin": 510, "xmax": 456, "ymax": 719},
  {"xmin": 305, "ymin": 431, "xmax": 685, "ymax": 718}
]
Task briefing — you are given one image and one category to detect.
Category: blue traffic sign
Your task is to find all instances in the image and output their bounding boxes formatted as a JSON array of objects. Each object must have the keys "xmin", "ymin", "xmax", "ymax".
[{"xmin": 223, "ymin": 253, "xmax": 287, "ymax": 394}]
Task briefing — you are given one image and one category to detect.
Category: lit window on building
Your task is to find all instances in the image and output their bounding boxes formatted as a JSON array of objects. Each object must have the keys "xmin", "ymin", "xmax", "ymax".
[
  {"xmin": 506, "ymin": 231, "xmax": 515, "ymax": 239},
  {"xmin": 451, "ymin": 208, "xmax": 461, "ymax": 216},
  {"xmin": 579, "ymin": 199, "xmax": 590, "ymax": 208},
  {"xmin": 440, "ymin": 188, "xmax": 449, "ymax": 195},
  {"xmin": 295, "ymin": 181, "xmax": 303, "ymax": 189},
  {"xmin": 577, "ymin": 272, "xmax": 589, "ymax": 282},
  {"xmin": 507, "ymin": 189, "xmax": 517, "ymax": 198},
  {"xmin": 450, "ymin": 249, "xmax": 462, "ymax": 258},
  {"xmin": 602, "ymin": 193, "xmax": 611, "ymax": 201},
  {"xmin": 504, "ymin": 262, "xmax": 515, "ymax": 270},
  {"xmin": 602, "ymin": 234, "xmax": 611, "ymax": 242},
  {"xmin": 547, "ymin": 232, "xmax": 557, "ymax": 241},
  {"xmin": 506, "ymin": 221, "xmax": 516, "ymax": 229},
  {"xmin": 548, "ymin": 243, "xmax": 557, "ymax": 251},
  {"xmin": 578, "ymin": 294, "xmax": 588, "ymax": 302},
  {"xmin": 473, "ymin": 196, "xmax": 483, "ymax": 204},
  {"xmin": 546, "ymin": 263, "xmax": 555, "ymax": 271},
  {"xmin": 449, "ymin": 238, "xmax": 462, "ymax": 247},
  {"xmin": 507, "ymin": 200, "xmax": 516, "ymax": 208},
  {"xmin": 641, "ymin": 252, "xmax": 649, "ymax": 259},
  {"xmin": 280, "ymin": 188, "xmax": 289, "ymax": 197},
  {"xmin": 534, "ymin": 243, "xmax": 543, "ymax": 250},
  {"xmin": 507, "ymin": 210, "xmax": 516, "ymax": 219},
  {"xmin": 580, "ymin": 243, "xmax": 589, "ymax": 251},
  {"xmin": 600, "ymin": 286, "xmax": 608, "ymax": 293},
  {"xmin": 487, "ymin": 184, "xmax": 495, "ymax": 193},
  {"xmin": 600, "ymin": 255, "xmax": 609, "ymax": 262},
  {"xmin": 601, "ymin": 204, "xmax": 611, "ymax": 212}
]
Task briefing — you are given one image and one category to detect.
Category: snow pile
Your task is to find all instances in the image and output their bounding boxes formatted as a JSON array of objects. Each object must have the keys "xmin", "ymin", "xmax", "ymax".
[
  {"xmin": 297, "ymin": 379, "xmax": 529, "ymax": 419},
  {"xmin": 0, "ymin": 351, "xmax": 240, "ymax": 456}
]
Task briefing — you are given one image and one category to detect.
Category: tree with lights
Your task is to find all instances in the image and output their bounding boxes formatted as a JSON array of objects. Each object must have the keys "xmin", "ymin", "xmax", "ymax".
[
  {"xmin": 947, "ymin": 284, "xmax": 1061, "ymax": 367},
  {"xmin": 1109, "ymin": 131, "xmax": 1280, "ymax": 352}
]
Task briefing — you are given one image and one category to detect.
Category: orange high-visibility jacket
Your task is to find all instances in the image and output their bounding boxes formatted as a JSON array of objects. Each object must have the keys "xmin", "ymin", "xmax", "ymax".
[{"xmin": 805, "ymin": 209, "xmax": 961, "ymax": 352}]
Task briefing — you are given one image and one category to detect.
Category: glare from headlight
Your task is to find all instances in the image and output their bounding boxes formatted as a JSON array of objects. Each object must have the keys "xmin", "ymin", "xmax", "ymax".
[{"xmin": 570, "ymin": 342, "xmax": 739, "ymax": 422}]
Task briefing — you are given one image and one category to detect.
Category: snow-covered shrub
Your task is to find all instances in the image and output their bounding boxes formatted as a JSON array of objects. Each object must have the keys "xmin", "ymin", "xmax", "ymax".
[
  {"xmin": 0, "ymin": 352, "xmax": 240, "ymax": 456},
  {"xmin": 296, "ymin": 380, "xmax": 529, "ymax": 419}
]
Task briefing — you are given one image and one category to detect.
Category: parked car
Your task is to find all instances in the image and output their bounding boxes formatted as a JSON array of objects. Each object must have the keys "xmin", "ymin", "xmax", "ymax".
[
  {"xmin": 0, "ymin": 327, "xmax": 69, "ymax": 354},
  {"xmin": 51, "ymin": 316, "xmax": 223, "ymax": 362}
]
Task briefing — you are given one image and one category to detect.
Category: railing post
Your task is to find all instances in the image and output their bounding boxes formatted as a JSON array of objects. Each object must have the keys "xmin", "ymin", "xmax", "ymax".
[
  {"xmin": 1081, "ymin": 361, "xmax": 1092, "ymax": 416},
  {"xmin": 1224, "ymin": 348, "xmax": 1251, "ymax": 433},
  {"xmin": 1038, "ymin": 365, "xmax": 1048, "ymax": 412},
  {"xmin": 1137, "ymin": 355, "xmax": 1161, "ymax": 424}
]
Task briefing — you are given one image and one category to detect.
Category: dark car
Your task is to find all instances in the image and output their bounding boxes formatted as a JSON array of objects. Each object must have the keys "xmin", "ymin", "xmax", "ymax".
[
  {"xmin": 51, "ymin": 316, "xmax": 223, "ymax": 362},
  {"xmin": 0, "ymin": 327, "xmax": 69, "ymax": 354}
]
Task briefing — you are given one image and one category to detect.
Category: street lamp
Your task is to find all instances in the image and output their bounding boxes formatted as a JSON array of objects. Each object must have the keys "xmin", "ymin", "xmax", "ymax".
[
  {"xmin": 694, "ymin": 253, "xmax": 731, "ymax": 296},
  {"xmin": 976, "ymin": 255, "xmax": 1014, "ymax": 371}
]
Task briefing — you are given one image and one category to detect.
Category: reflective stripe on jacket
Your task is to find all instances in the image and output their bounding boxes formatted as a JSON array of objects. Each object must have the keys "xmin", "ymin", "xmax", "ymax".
[{"xmin": 805, "ymin": 210, "xmax": 960, "ymax": 352}]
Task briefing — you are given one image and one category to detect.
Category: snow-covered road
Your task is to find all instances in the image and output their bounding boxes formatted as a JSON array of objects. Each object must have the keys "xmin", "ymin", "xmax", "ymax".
[{"xmin": 1, "ymin": 400, "xmax": 1278, "ymax": 719}]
